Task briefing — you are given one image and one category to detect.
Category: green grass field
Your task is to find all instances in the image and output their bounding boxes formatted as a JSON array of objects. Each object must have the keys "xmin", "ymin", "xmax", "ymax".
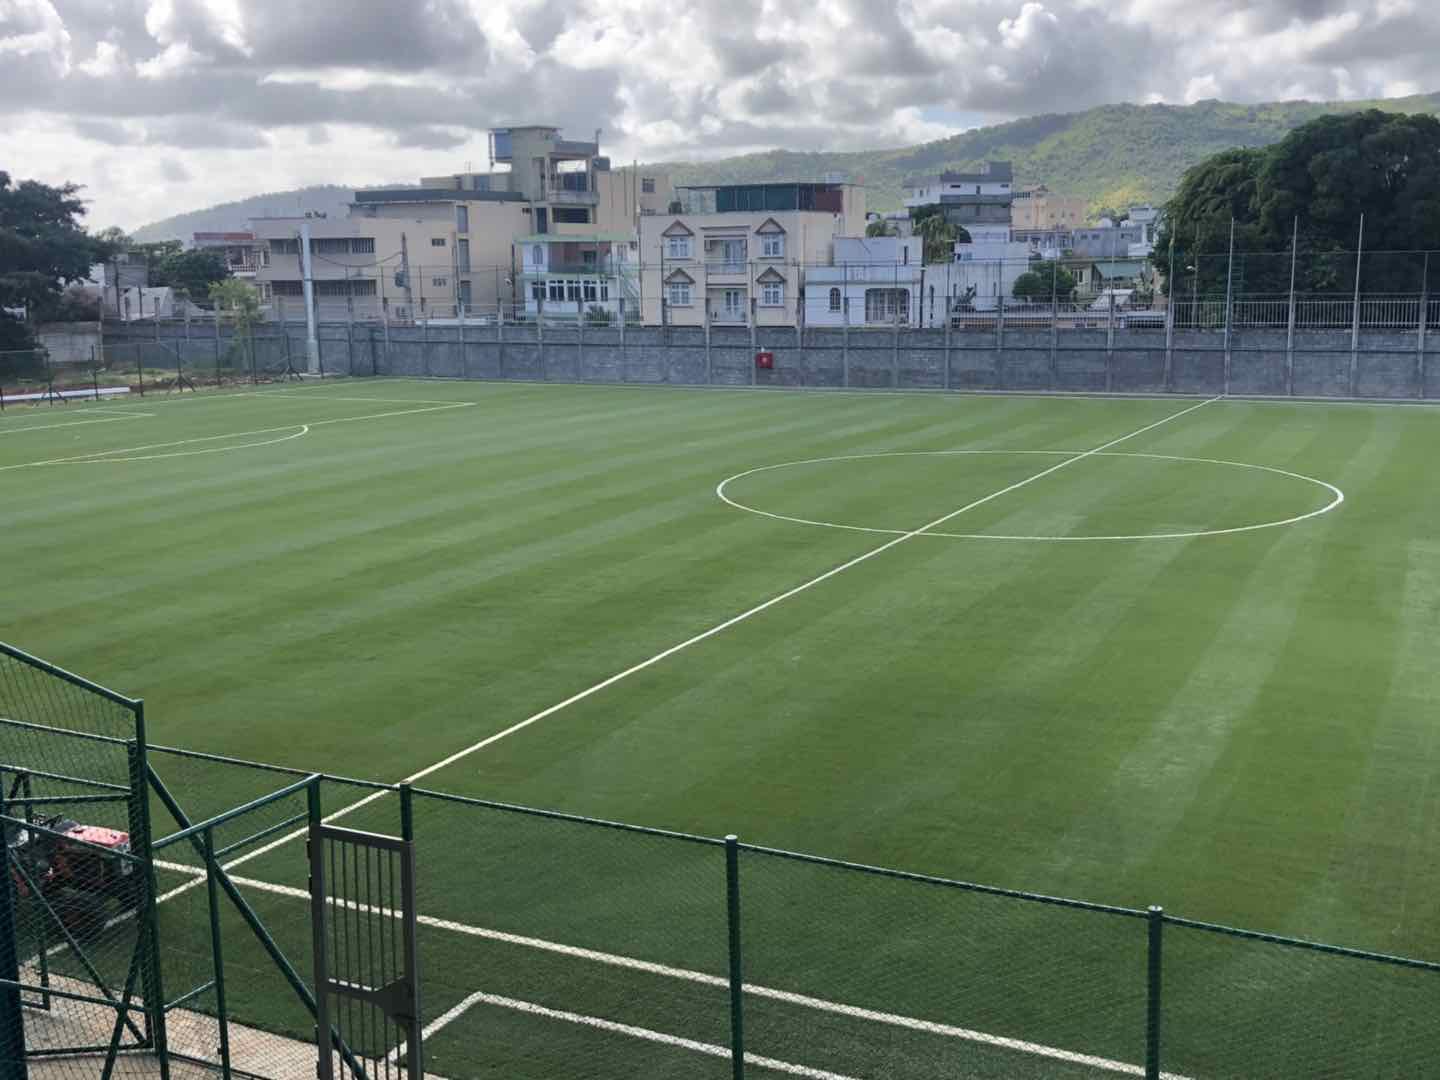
[{"xmin": 6, "ymin": 379, "xmax": 1440, "ymax": 1078}]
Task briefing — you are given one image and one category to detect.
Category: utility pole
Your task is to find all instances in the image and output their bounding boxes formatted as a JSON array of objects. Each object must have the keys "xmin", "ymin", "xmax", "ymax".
[
  {"xmin": 400, "ymin": 231, "xmax": 415, "ymax": 316},
  {"xmin": 299, "ymin": 221, "xmax": 320, "ymax": 374}
]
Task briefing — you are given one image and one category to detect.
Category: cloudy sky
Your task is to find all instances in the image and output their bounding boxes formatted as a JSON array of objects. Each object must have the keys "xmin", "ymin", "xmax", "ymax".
[{"xmin": 1, "ymin": 0, "xmax": 1436, "ymax": 230}]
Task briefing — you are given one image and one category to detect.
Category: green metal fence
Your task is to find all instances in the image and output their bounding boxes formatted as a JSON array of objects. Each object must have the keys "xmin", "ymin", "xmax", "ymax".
[
  {"xmin": 6, "ymin": 648, "xmax": 1440, "ymax": 1079},
  {"xmin": 0, "ymin": 642, "xmax": 164, "ymax": 1080},
  {"xmin": 144, "ymin": 745, "xmax": 1440, "ymax": 1080}
]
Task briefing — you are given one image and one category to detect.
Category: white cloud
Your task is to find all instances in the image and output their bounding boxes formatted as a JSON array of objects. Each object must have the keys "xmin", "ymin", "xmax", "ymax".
[{"xmin": 1, "ymin": 0, "xmax": 1437, "ymax": 230}]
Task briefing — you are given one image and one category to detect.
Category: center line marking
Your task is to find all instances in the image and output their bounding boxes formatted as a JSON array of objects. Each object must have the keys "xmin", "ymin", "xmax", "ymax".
[{"xmin": 212, "ymin": 395, "xmax": 1220, "ymax": 875}]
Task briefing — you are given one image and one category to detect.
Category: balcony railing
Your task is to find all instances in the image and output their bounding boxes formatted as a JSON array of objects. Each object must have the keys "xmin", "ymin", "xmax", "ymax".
[
  {"xmin": 543, "ymin": 188, "xmax": 599, "ymax": 205},
  {"xmin": 704, "ymin": 261, "xmax": 748, "ymax": 275},
  {"xmin": 709, "ymin": 308, "xmax": 747, "ymax": 323}
]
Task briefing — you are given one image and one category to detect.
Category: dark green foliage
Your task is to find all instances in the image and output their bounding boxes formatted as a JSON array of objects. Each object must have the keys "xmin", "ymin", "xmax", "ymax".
[
  {"xmin": 1155, "ymin": 111, "xmax": 1440, "ymax": 295},
  {"xmin": 1013, "ymin": 260, "xmax": 1077, "ymax": 300},
  {"xmin": 0, "ymin": 171, "xmax": 112, "ymax": 347},
  {"xmin": 152, "ymin": 248, "xmax": 230, "ymax": 299}
]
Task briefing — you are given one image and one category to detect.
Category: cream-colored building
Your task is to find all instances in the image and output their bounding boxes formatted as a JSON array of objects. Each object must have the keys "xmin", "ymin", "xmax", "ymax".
[
  {"xmin": 1011, "ymin": 186, "xmax": 1087, "ymax": 231},
  {"xmin": 638, "ymin": 182, "xmax": 865, "ymax": 326},
  {"xmin": 253, "ymin": 124, "xmax": 673, "ymax": 322}
]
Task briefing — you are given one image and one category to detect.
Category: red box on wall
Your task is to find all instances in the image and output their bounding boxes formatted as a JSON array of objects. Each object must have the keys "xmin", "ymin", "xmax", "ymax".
[{"xmin": 755, "ymin": 351, "xmax": 774, "ymax": 370}]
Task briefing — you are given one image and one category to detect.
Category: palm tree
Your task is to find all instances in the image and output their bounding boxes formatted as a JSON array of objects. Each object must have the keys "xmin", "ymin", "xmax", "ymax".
[
  {"xmin": 865, "ymin": 218, "xmax": 898, "ymax": 238},
  {"xmin": 916, "ymin": 213, "xmax": 957, "ymax": 264}
]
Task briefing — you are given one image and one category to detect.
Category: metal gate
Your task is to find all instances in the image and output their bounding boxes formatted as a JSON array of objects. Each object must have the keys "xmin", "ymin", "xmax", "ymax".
[{"xmin": 309, "ymin": 788, "xmax": 422, "ymax": 1079}]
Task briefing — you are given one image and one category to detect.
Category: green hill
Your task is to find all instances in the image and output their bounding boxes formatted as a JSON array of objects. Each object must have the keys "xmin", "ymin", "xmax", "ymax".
[
  {"xmin": 132, "ymin": 92, "xmax": 1440, "ymax": 240},
  {"xmin": 664, "ymin": 92, "xmax": 1440, "ymax": 213}
]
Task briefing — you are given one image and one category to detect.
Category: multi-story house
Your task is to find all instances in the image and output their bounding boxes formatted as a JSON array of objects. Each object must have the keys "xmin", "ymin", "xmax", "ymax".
[
  {"xmin": 1010, "ymin": 186, "xmax": 1087, "ymax": 231},
  {"xmin": 805, "ymin": 236, "xmax": 925, "ymax": 327},
  {"xmin": 902, "ymin": 163, "xmax": 1014, "ymax": 231},
  {"xmin": 638, "ymin": 181, "xmax": 866, "ymax": 327},
  {"xmin": 251, "ymin": 124, "xmax": 673, "ymax": 322},
  {"xmin": 191, "ymin": 232, "xmax": 264, "ymax": 281}
]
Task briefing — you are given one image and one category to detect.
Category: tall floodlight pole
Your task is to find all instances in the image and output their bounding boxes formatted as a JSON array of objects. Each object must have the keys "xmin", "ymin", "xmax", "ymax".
[
  {"xmin": 299, "ymin": 221, "xmax": 320, "ymax": 375},
  {"xmin": 1223, "ymin": 218, "xmax": 1236, "ymax": 394}
]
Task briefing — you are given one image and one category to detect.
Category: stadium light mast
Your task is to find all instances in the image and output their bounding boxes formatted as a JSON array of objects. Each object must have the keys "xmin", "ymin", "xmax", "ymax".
[{"xmin": 299, "ymin": 220, "xmax": 320, "ymax": 375}]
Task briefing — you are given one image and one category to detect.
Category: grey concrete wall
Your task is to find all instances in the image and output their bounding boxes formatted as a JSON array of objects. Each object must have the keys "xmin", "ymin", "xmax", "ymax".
[
  {"xmin": 37, "ymin": 322, "xmax": 101, "ymax": 366},
  {"xmin": 103, "ymin": 321, "xmax": 1440, "ymax": 399}
]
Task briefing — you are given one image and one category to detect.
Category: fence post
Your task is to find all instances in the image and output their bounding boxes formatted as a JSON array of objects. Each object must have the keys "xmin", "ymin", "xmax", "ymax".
[
  {"xmin": 1350, "ymin": 215, "xmax": 1364, "ymax": 397},
  {"xmin": 1223, "ymin": 219, "xmax": 1235, "ymax": 396},
  {"xmin": 725, "ymin": 835, "xmax": 745, "ymax": 1080},
  {"xmin": 0, "ymin": 770, "xmax": 27, "ymax": 1080},
  {"xmin": 204, "ymin": 827, "xmax": 233, "ymax": 1079},
  {"xmin": 92, "ymin": 345, "xmax": 100, "ymax": 401},
  {"xmin": 307, "ymin": 780, "xmax": 334, "ymax": 1080},
  {"xmin": 1164, "ymin": 241, "xmax": 1175, "ymax": 393},
  {"xmin": 1105, "ymin": 291, "xmax": 1116, "ymax": 393},
  {"xmin": 534, "ymin": 296, "xmax": 543, "ymax": 383},
  {"xmin": 842, "ymin": 266, "xmax": 850, "ymax": 388},
  {"xmin": 1286, "ymin": 217, "xmax": 1298, "ymax": 397},
  {"xmin": 704, "ymin": 296, "xmax": 713, "ymax": 384},
  {"xmin": 749, "ymin": 300, "xmax": 758, "ymax": 386},
  {"xmin": 1146, "ymin": 905, "xmax": 1163, "ymax": 1080},
  {"xmin": 126, "ymin": 732, "xmax": 170, "ymax": 1075},
  {"xmin": 942, "ymin": 289, "xmax": 951, "ymax": 391},
  {"xmin": 1418, "ymin": 253, "xmax": 1429, "ymax": 399}
]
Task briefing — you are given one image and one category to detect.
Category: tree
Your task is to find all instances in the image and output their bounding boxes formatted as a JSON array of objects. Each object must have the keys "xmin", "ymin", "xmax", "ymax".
[
  {"xmin": 153, "ymin": 248, "xmax": 229, "ymax": 300},
  {"xmin": 210, "ymin": 278, "xmax": 261, "ymax": 371},
  {"xmin": 915, "ymin": 213, "xmax": 956, "ymax": 264},
  {"xmin": 94, "ymin": 226, "xmax": 132, "ymax": 248},
  {"xmin": 865, "ymin": 218, "xmax": 897, "ymax": 238},
  {"xmin": 1012, "ymin": 261, "xmax": 1076, "ymax": 302},
  {"xmin": 1152, "ymin": 111, "xmax": 1440, "ymax": 295},
  {"xmin": 0, "ymin": 171, "xmax": 113, "ymax": 346}
]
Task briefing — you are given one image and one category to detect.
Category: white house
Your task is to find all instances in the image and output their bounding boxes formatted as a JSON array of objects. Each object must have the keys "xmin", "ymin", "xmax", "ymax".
[
  {"xmin": 804, "ymin": 236, "xmax": 924, "ymax": 327},
  {"xmin": 948, "ymin": 224, "xmax": 1031, "ymax": 311}
]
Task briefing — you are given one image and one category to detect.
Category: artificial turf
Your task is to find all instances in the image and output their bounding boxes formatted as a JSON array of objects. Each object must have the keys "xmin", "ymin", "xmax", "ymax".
[{"xmin": 5, "ymin": 378, "xmax": 1440, "ymax": 1077}]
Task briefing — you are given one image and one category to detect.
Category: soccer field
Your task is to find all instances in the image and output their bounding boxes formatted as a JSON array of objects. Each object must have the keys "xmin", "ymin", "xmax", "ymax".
[{"xmin": 5, "ymin": 379, "xmax": 1440, "ymax": 1076}]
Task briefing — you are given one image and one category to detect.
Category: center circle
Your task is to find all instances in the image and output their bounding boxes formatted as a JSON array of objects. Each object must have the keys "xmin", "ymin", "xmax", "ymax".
[{"xmin": 715, "ymin": 451, "xmax": 1344, "ymax": 542}]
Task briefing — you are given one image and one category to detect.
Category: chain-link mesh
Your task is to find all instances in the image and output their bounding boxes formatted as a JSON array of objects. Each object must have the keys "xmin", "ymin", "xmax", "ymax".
[
  {"xmin": 738, "ymin": 848, "xmax": 1146, "ymax": 1080},
  {"xmin": 0, "ymin": 642, "xmax": 164, "ymax": 1077},
  {"xmin": 1162, "ymin": 919, "xmax": 1440, "ymax": 1078}
]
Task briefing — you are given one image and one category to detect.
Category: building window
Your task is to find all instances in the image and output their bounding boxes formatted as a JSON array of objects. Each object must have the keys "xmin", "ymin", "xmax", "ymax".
[
  {"xmin": 583, "ymin": 280, "xmax": 597, "ymax": 302},
  {"xmin": 456, "ymin": 205, "xmax": 469, "ymax": 233},
  {"xmin": 565, "ymin": 279, "xmax": 581, "ymax": 302},
  {"xmin": 270, "ymin": 239, "xmax": 299, "ymax": 256},
  {"xmin": 599, "ymin": 281, "xmax": 610, "ymax": 301},
  {"xmin": 760, "ymin": 234, "xmax": 784, "ymax": 258},
  {"xmin": 761, "ymin": 281, "xmax": 784, "ymax": 307},
  {"xmin": 667, "ymin": 282, "xmax": 691, "ymax": 307},
  {"xmin": 642, "ymin": 177, "xmax": 656, "ymax": 193},
  {"xmin": 432, "ymin": 277, "xmax": 448, "ymax": 288},
  {"xmin": 458, "ymin": 280, "xmax": 472, "ymax": 305},
  {"xmin": 548, "ymin": 280, "xmax": 564, "ymax": 302},
  {"xmin": 828, "ymin": 287, "xmax": 841, "ymax": 312},
  {"xmin": 667, "ymin": 236, "xmax": 691, "ymax": 259},
  {"xmin": 865, "ymin": 288, "xmax": 909, "ymax": 324},
  {"xmin": 531, "ymin": 245, "xmax": 543, "ymax": 266},
  {"xmin": 431, "ymin": 237, "xmax": 446, "ymax": 248},
  {"xmin": 352, "ymin": 238, "xmax": 375, "ymax": 254}
]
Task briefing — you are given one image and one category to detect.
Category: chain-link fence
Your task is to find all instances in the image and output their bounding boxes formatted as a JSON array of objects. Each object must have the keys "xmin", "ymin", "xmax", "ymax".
[
  {"xmin": 0, "ymin": 642, "xmax": 164, "ymax": 1078},
  {"xmin": 8, "ymin": 649, "xmax": 1440, "ymax": 1079}
]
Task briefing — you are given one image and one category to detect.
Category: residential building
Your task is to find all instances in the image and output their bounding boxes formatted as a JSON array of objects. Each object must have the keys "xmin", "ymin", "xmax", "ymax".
[
  {"xmin": 949, "ymin": 224, "xmax": 1032, "ymax": 311},
  {"xmin": 902, "ymin": 163, "xmax": 1014, "ymax": 231},
  {"xmin": 250, "ymin": 124, "xmax": 672, "ymax": 321},
  {"xmin": 805, "ymin": 236, "xmax": 924, "ymax": 327},
  {"xmin": 1011, "ymin": 186, "xmax": 1087, "ymax": 231},
  {"xmin": 192, "ymin": 232, "xmax": 263, "ymax": 280},
  {"xmin": 638, "ymin": 182, "xmax": 866, "ymax": 327}
]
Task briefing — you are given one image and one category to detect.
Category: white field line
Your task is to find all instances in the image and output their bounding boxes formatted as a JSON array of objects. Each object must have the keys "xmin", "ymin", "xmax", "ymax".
[
  {"xmin": 135, "ymin": 397, "xmax": 1214, "ymax": 1071},
  {"xmin": 0, "ymin": 401, "xmax": 474, "ymax": 473},
  {"xmin": 0, "ymin": 411, "xmax": 155, "ymax": 435},
  {"xmin": 414, "ymin": 990, "xmax": 862, "ymax": 1080},
  {"xmin": 149, "ymin": 860, "xmax": 1186, "ymax": 1079},
  {"xmin": 198, "ymin": 396, "xmax": 1218, "ymax": 887},
  {"xmin": 717, "ymin": 449, "xmax": 1345, "ymax": 542}
]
